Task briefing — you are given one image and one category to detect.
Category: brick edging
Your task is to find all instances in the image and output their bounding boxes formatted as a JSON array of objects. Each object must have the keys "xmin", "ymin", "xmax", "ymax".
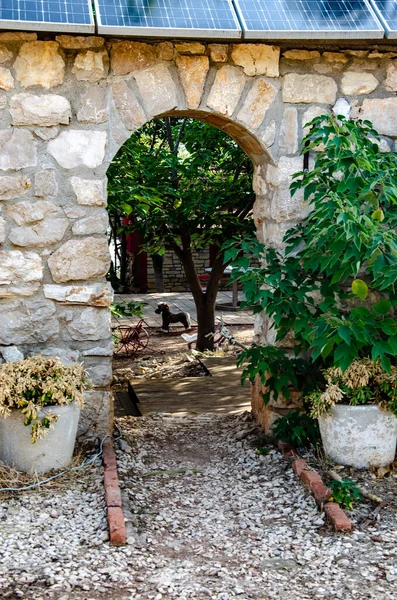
[
  {"xmin": 102, "ymin": 439, "xmax": 127, "ymax": 545},
  {"xmin": 278, "ymin": 442, "xmax": 352, "ymax": 532}
]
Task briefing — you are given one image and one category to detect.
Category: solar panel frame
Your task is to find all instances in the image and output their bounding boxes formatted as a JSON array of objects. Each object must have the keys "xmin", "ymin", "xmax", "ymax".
[
  {"xmin": 233, "ymin": 0, "xmax": 385, "ymax": 39},
  {"xmin": 0, "ymin": 0, "xmax": 95, "ymax": 33},
  {"xmin": 94, "ymin": 0, "xmax": 242, "ymax": 38},
  {"xmin": 369, "ymin": 0, "xmax": 397, "ymax": 38}
]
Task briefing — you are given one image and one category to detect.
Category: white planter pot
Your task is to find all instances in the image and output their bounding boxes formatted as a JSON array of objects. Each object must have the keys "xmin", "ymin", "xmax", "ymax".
[
  {"xmin": 0, "ymin": 403, "xmax": 80, "ymax": 473},
  {"xmin": 319, "ymin": 404, "xmax": 397, "ymax": 469}
]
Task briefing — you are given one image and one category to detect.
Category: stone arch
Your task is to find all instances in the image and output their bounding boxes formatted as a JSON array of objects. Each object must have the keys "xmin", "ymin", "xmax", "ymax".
[{"xmin": 2, "ymin": 33, "xmax": 395, "ymax": 436}]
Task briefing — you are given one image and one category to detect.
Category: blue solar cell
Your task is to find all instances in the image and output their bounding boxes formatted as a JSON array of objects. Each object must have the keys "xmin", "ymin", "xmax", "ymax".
[
  {"xmin": 369, "ymin": 0, "xmax": 397, "ymax": 37},
  {"xmin": 95, "ymin": 0, "xmax": 242, "ymax": 38},
  {"xmin": 0, "ymin": 0, "xmax": 94, "ymax": 32},
  {"xmin": 234, "ymin": 0, "xmax": 384, "ymax": 38}
]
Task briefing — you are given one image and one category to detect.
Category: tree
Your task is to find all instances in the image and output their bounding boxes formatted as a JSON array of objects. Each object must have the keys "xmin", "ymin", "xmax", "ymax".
[{"xmin": 107, "ymin": 117, "xmax": 255, "ymax": 350}]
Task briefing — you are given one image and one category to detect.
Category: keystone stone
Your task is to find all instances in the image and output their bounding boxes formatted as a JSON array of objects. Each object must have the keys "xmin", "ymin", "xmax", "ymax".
[
  {"xmin": 176, "ymin": 55, "xmax": 209, "ymax": 109},
  {"xmin": 134, "ymin": 63, "xmax": 178, "ymax": 118}
]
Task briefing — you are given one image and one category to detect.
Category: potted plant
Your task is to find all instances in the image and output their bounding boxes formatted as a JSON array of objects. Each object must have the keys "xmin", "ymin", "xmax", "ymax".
[
  {"xmin": 225, "ymin": 113, "xmax": 397, "ymax": 468},
  {"xmin": 0, "ymin": 355, "xmax": 89, "ymax": 473}
]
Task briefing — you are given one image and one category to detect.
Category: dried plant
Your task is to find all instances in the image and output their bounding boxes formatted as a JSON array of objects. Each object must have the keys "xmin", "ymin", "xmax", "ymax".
[
  {"xmin": 307, "ymin": 358, "xmax": 397, "ymax": 419},
  {"xmin": 0, "ymin": 356, "xmax": 90, "ymax": 443}
]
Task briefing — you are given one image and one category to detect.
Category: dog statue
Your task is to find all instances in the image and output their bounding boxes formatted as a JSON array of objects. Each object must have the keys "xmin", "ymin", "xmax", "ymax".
[{"xmin": 155, "ymin": 302, "xmax": 191, "ymax": 333}]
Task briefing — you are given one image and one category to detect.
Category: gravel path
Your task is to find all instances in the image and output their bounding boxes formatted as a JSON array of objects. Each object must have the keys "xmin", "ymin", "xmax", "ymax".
[{"xmin": 1, "ymin": 412, "xmax": 397, "ymax": 599}]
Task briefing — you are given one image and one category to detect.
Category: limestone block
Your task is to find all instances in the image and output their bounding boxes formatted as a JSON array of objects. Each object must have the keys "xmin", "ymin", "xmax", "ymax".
[
  {"xmin": 283, "ymin": 50, "xmax": 320, "ymax": 60},
  {"xmin": 10, "ymin": 93, "xmax": 71, "ymax": 126},
  {"xmin": 333, "ymin": 98, "xmax": 351, "ymax": 119},
  {"xmin": 176, "ymin": 55, "xmax": 209, "ymax": 109},
  {"xmin": 356, "ymin": 98, "xmax": 397, "ymax": 137},
  {"xmin": 82, "ymin": 342, "xmax": 114, "ymax": 356},
  {"xmin": 63, "ymin": 307, "xmax": 111, "ymax": 341},
  {"xmin": 40, "ymin": 347, "xmax": 79, "ymax": 365},
  {"xmin": 48, "ymin": 130, "xmax": 107, "ymax": 169},
  {"xmin": 313, "ymin": 62, "xmax": 344, "ymax": 74},
  {"xmin": 261, "ymin": 120, "xmax": 276, "ymax": 148},
  {"xmin": 70, "ymin": 177, "xmax": 106, "ymax": 206},
  {"xmin": 237, "ymin": 78, "xmax": 277, "ymax": 130},
  {"xmin": 385, "ymin": 61, "xmax": 397, "ymax": 91},
  {"xmin": 0, "ymin": 45, "xmax": 13, "ymax": 64},
  {"xmin": 64, "ymin": 206, "xmax": 86, "ymax": 219},
  {"xmin": 0, "ymin": 175, "xmax": 31, "ymax": 200},
  {"xmin": 134, "ymin": 63, "xmax": 178, "ymax": 118},
  {"xmin": 207, "ymin": 65, "xmax": 246, "ymax": 117},
  {"xmin": 14, "ymin": 41, "xmax": 65, "ymax": 89},
  {"xmin": 111, "ymin": 41, "xmax": 157, "ymax": 76},
  {"xmin": 55, "ymin": 36, "xmax": 104, "ymax": 50},
  {"xmin": 47, "ymin": 237, "xmax": 110, "ymax": 283},
  {"xmin": 279, "ymin": 107, "xmax": 298, "ymax": 155},
  {"xmin": 302, "ymin": 105, "xmax": 330, "ymax": 135},
  {"xmin": 71, "ymin": 209, "xmax": 109, "ymax": 235},
  {"xmin": 368, "ymin": 51, "xmax": 397, "ymax": 59},
  {"xmin": 72, "ymin": 50, "xmax": 109, "ymax": 83},
  {"xmin": 43, "ymin": 282, "xmax": 113, "ymax": 306},
  {"xmin": 175, "ymin": 42, "xmax": 205, "ymax": 55},
  {"xmin": 0, "ymin": 129, "xmax": 37, "ymax": 171},
  {"xmin": 78, "ymin": 390, "xmax": 113, "ymax": 438},
  {"xmin": 112, "ymin": 80, "xmax": 146, "ymax": 131},
  {"xmin": 6, "ymin": 199, "xmax": 58, "ymax": 226},
  {"xmin": 0, "ymin": 217, "xmax": 5, "ymax": 243},
  {"xmin": 322, "ymin": 52, "xmax": 348, "ymax": 63},
  {"xmin": 77, "ymin": 86, "xmax": 108, "ymax": 123},
  {"xmin": 265, "ymin": 156, "xmax": 311, "ymax": 222},
  {"xmin": 0, "ymin": 32, "xmax": 37, "ymax": 42},
  {"xmin": 157, "ymin": 42, "xmax": 174, "ymax": 60},
  {"xmin": 9, "ymin": 219, "xmax": 68, "ymax": 248},
  {"xmin": 86, "ymin": 362, "xmax": 112, "ymax": 387},
  {"xmin": 231, "ymin": 44, "xmax": 280, "ymax": 77},
  {"xmin": 34, "ymin": 170, "xmax": 57, "ymax": 197},
  {"xmin": 209, "ymin": 44, "xmax": 228, "ymax": 63},
  {"xmin": 0, "ymin": 346, "xmax": 24, "ymax": 362},
  {"xmin": 0, "ymin": 250, "xmax": 42, "ymax": 287},
  {"xmin": 0, "ymin": 67, "xmax": 13, "ymax": 91},
  {"xmin": 31, "ymin": 127, "xmax": 59, "ymax": 141},
  {"xmin": 283, "ymin": 74, "xmax": 337, "ymax": 104},
  {"xmin": 0, "ymin": 298, "xmax": 58, "ymax": 345},
  {"xmin": 0, "ymin": 92, "xmax": 6, "ymax": 109},
  {"xmin": 340, "ymin": 72, "xmax": 378, "ymax": 95}
]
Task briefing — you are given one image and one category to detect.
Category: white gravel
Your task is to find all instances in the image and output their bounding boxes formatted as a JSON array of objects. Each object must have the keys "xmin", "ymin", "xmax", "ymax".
[{"xmin": 1, "ymin": 412, "xmax": 397, "ymax": 599}]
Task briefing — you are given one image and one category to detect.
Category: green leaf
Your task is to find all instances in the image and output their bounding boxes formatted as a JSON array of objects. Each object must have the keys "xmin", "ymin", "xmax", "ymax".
[
  {"xmin": 373, "ymin": 300, "xmax": 392, "ymax": 315},
  {"xmin": 351, "ymin": 279, "xmax": 369, "ymax": 300}
]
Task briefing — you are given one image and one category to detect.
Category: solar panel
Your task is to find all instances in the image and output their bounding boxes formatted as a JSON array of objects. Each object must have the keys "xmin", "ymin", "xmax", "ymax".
[
  {"xmin": 369, "ymin": 0, "xmax": 397, "ymax": 37},
  {"xmin": 94, "ymin": 0, "xmax": 242, "ymax": 38},
  {"xmin": 0, "ymin": 0, "xmax": 94, "ymax": 33},
  {"xmin": 233, "ymin": 0, "xmax": 384, "ymax": 39}
]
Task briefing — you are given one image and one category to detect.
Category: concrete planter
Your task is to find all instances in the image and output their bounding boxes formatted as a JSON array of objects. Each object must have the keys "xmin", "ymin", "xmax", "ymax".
[
  {"xmin": 319, "ymin": 404, "xmax": 397, "ymax": 469},
  {"xmin": 0, "ymin": 403, "xmax": 80, "ymax": 473}
]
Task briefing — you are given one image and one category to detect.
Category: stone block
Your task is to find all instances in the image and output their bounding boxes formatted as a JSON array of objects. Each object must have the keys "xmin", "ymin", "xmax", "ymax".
[
  {"xmin": 111, "ymin": 41, "xmax": 157, "ymax": 76},
  {"xmin": 322, "ymin": 52, "xmax": 348, "ymax": 63},
  {"xmin": 134, "ymin": 63, "xmax": 178, "ymax": 118},
  {"xmin": 0, "ymin": 67, "xmax": 13, "ymax": 91},
  {"xmin": 0, "ymin": 217, "xmax": 5, "ymax": 244},
  {"xmin": 55, "ymin": 35, "xmax": 104, "ymax": 50},
  {"xmin": 31, "ymin": 126, "xmax": 59, "ymax": 141},
  {"xmin": 86, "ymin": 362, "xmax": 112, "ymax": 387},
  {"xmin": 0, "ymin": 250, "xmax": 42, "ymax": 295},
  {"xmin": 8, "ymin": 219, "xmax": 69, "ymax": 248},
  {"xmin": 48, "ymin": 130, "xmax": 107, "ymax": 169},
  {"xmin": 47, "ymin": 237, "xmax": 110, "ymax": 283},
  {"xmin": 157, "ymin": 42, "xmax": 174, "ymax": 60},
  {"xmin": 10, "ymin": 93, "xmax": 71, "ymax": 126},
  {"xmin": 264, "ymin": 156, "xmax": 311, "ymax": 222},
  {"xmin": 72, "ymin": 50, "xmax": 109, "ymax": 83},
  {"xmin": 34, "ymin": 170, "xmax": 57, "ymax": 197},
  {"xmin": 283, "ymin": 50, "xmax": 320, "ymax": 60},
  {"xmin": 77, "ymin": 85, "xmax": 108, "ymax": 123},
  {"xmin": 0, "ymin": 175, "xmax": 31, "ymax": 200},
  {"xmin": 208, "ymin": 44, "xmax": 228, "ymax": 62},
  {"xmin": 71, "ymin": 208, "xmax": 109, "ymax": 235},
  {"xmin": 324, "ymin": 502, "xmax": 352, "ymax": 532},
  {"xmin": 82, "ymin": 342, "xmax": 114, "ymax": 356},
  {"xmin": 207, "ymin": 65, "xmax": 246, "ymax": 117},
  {"xmin": 0, "ymin": 32, "xmax": 37, "ymax": 42},
  {"xmin": 63, "ymin": 206, "xmax": 86, "ymax": 219},
  {"xmin": 282, "ymin": 74, "xmax": 337, "ymax": 104},
  {"xmin": 175, "ymin": 42, "xmax": 205, "ymax": 55},
  {"xmin": 385, "ymin": 61, "xmax": 397, "ymax": 91},
  {"xmin": 332, "ymin": 98, "xmax": 351, "ymax": 119},
  {"xmin": 340, "ymin": 72, "xmax": 379, "ymax": 95},
  {"xmin": 302, "ymin": 105, "xmax": 330, "ymax": 136},
  {"xmin": 357, "ymin": 98, "xmax": 397, "ymax": 137},
  {"xmin": 0, "ymin": 346, "xmax": 24, "ymax": 362},
  {"xmin": 44, "ymin": 282, "xmax": 113, "ymax": 306},
  {"xmin": 40, "ymin": 347, "xmax": 80, "ymax": 365},
  {"xmin": 6, "ymin": 199, "xmax": 59, "ymax": 226},
  {"xmin": 0, "ymin": 92, "xmax": 6, "ymax": 109},
  {"xmin": 237, "ymin": 78, "xmax": 277, "ymax": 130},
  {"xmin": 176, "ymin": 55, "xmax": 209, "ymax": 109},
  {"xmin": 70, "ymin": 177, "xmax": 106, "ymax": 206},
  {"xmin": 0, "ymin": 129, "xmax": 37, "ymax": 171},
  {"xmin": 231, "ymin": 44, "xmax": 280, "ymax": 77},
  {"xmin": 14, "ymin": 41, "xmax": 65, "ymax": 89},
  {"xmin": 63, "ymin": 307, "xmax": 111, "ymax": 341},
  {"xmin": 78, "ymin": 390, "xmax": 113, "ymax": 439},
  {"xmin": 261, "ymin": 120, "xmax": 276, "ymax": 148},
  {"xmin": 0, "ymin": 45, "xmax": 13, "ymax": 65},
  {"xmin": 0, "ymin": 298, "xmax": 58, "ymax": 345},
  {"xmin": 112, "ymin": 80, "xmax": 146, "ymax": 131},
  {"xmin": 279, "ymin": 107, "xmax": 298, "ymax": 155}
]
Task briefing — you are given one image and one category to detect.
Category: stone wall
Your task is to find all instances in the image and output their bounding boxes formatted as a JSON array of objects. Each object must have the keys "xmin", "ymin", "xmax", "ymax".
[{"xmin": 0, "ymin": 31, "xmax": 396, "ymax": 436}]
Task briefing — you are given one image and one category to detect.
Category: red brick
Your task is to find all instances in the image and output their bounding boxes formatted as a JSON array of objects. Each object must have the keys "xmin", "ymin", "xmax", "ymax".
[
  {"xmin": 278, "ymin": 441, "xmax": 298, "ymax": 458},
  {"xmin": 300, "ymin": 469, "xmax": 322, "ymax": 487},
  {"xmin": 102, "ymin": 441, "xmax": 117, "ymax": 470},
  {"xmin": 108, "ymin": 506, "xmax": 127, "ymax": 545},
  {"xmin": 292, "ymin": 458, "xmax": 308, "ymax": 477},
  {"xmin": 310, "ymin": 480, "xmax": 332, "ymax": 504},
  {"xmin": 324, "ymin": 502, "xmax": 352, "ymax": 532},
  {"xmin": 105, "ymin": 484, "xmax": 122, "ymax": 508}
]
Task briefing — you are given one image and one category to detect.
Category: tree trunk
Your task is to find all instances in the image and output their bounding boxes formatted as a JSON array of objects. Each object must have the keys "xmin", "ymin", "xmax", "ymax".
[
  {"xmin": 151, "ymin": 253, "xmax": 164, "ymax": 293},
  {"xmin": 196, "ymin": 296, "xmax": 216, "ymax": 351}
]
